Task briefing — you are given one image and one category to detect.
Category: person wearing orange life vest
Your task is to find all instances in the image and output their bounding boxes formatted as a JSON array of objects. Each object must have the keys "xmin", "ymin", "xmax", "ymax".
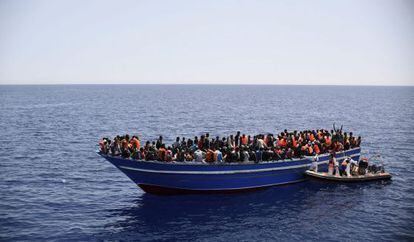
[
  {"xmin": 121, "ymin": 138, "xmax": 130, "ymax": 158},
  {"xmin": 325, "ymin": 135, "xmax": 332, "ymax": 146},
  {"xmin": 205, "ymin": 148, "xmax": 215, "ymax": 163},
  {"xmin": 313, "ymin": 142, "xmax": 320, "ymax": 154},
  {"xmin": 291, "ymin": 135, "xmax": 298, "ymax": 148},
  {"xmin": 307, "ymin": 143, "xmax": 313, "ymax": 155},
  {"xmin": 309, "ymin": 133, "xmax": 315, "ymax": 142},
  {"xmin": 157, "ymin": 144, "xmax": 167, "ymax": 161},
  {"xmin": 130, "ymin": 136, "xmax": 140, "ymax": 150},
  {"xmin": 241, "ymin": 134, "xmax": 248, "ymax": 146},
  {"xmin": 278, "ymin": 137, "xmax": 287, "ymax": 148}
]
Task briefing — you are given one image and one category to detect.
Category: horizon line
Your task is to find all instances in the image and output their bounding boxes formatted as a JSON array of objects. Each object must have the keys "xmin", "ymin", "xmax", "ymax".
[{"xmin": 0, "ymin": 83, "xmax": 413, "ymax": 87}]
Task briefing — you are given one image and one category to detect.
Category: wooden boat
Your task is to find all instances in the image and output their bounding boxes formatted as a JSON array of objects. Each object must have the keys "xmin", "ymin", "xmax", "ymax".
[
  {"xmin": 99, "ymin": 148, "xmax": 361, "ymax": 194},
  {"xmin": 305, "ymin": 170, "xmax": 391, "ymax": 182}
]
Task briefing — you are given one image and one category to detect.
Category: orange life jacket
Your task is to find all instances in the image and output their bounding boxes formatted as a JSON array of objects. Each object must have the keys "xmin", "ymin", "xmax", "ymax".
[
  {"xmin": 292, "ymin": 137, "xmax": 297, "ymax": 147},
  {"xmin": 206, "ymin": 150, "xmax": 214, "ymax": 163},
  {"xmin": 278, "ymin": 139, "xmax": 287, "ymax": 147},
  {"xmin": 158, "ymin": 148, "xmax": 166, "ymax": 161},
  {"xmin": 130, "ymin": 138, "xmax": 140, "ymax": 149},
  {"xmin": 310, "ymin": 134, "xmax": 315, "ymax": 142},
  {"xmin": 313, "ymin": 144, "xmax": 320, "ymax": 154},
  {"xmin": 241, "ymin": 136, "xmax": 248, "ymax": 145},
  {"xmin": 325, "ymin": 136, "xmax": 332, "ymax": 146}
]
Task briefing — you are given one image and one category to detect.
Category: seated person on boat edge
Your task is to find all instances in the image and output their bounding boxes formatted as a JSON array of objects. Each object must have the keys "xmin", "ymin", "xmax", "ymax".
[
  {"xmin": 324, "ymin": 154, "xmax": 383, "ymax": 177},
  {"xmin": 99, "ymin": 128, "xmax": 361, "ymax": 163}
]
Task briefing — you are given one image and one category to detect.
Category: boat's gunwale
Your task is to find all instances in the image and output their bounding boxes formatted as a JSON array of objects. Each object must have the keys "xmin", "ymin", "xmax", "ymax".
[{"xmin": 97, "ymin": 147, "xmax": 361, "ymax": 166}]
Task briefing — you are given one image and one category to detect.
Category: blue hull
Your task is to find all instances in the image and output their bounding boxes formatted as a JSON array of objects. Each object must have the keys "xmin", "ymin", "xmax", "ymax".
[{"xmin": 100, "ymin": 148, "xmax": 361, "ymax": 194}]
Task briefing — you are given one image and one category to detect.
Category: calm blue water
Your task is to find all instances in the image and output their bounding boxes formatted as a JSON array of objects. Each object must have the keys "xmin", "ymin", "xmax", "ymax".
[{"xmin": 0, "ymin": 85, "xmax": 413, "ymax": 241}]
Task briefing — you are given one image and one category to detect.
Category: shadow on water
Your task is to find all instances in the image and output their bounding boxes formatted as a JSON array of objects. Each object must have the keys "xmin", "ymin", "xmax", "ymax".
[{"xmin": 98, "ymin": 180, "xmax": 392, "ymax": 240}]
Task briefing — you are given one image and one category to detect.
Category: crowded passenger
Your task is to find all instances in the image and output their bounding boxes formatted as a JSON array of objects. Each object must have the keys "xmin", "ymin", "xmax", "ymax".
[{"xmin": 99, "ymin": 127, "xmax": 362, "ymax": 164}]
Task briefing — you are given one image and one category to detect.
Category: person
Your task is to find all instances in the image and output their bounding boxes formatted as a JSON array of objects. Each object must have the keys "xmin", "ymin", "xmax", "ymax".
[
  {"xmin": 241, "ymin": 134, "xmax": 248, "ymax": 146},
  {"xmin": 203, "ymin": 133, "xmax": 210, "ymax": 149},
  {"xmin": 345, "ymin": 157, "xmax": 352, "ymax": 177},
  {"xmin": 110, "ymin": 137, "xmax": 121, "ymax": 156},
  {"xmin": 358, "ymin": 158, "xmax": 368, "ymax": 175},
  {"xmin": 103, "ymin": 127, "xmax": 362, "ymax": 162},
  {"xmin": 310, "ymin": 154, "xmax": 319, "ymax": 172},
  {"xmin": 235, "ymin": 131, "xmax": 241, "ymax": 147},
  {"xmin": 333, "ymin": 154, "xmax": 340, "ymax": 176},
  {"xmin": 172, "ymin": 137, "xmax": 180, "ymax": 150},
  {"xmin": 205, "ymin": 148, "xmax": 215, "ymax": 163},
  {"xmin": 241, "ymin": 147, "xmax": 250, "ymax": 162},
  {"xmin": 313, "ymin": 142, "xmax": 320, "ymax": 155},
  {"xmin": 348, "ymin": 156, "xmax": 358, "ymax": 175},
  {"xmin": 180, "ymin": 137, "xmax": 186, "ymax": 148},
  {"xmin": 256, "ymin": 136, "xmax": 267, "ymax": 150},
  {"xmin": 121, "ymin": 138, "xmax": 130, "ymax": 158},
  {"xmin": 157, "ymin": 144, "xmax": 167, "ymax": 161},
  {"xmin": 166, "ymin": 147, "xmax": 173, "ymax": 162},
  {"xmin": 328, "ymin": 154, "xmax": 334, "ymax": 175},
  {"xmin": 156, "ymin": 136, "xmax": 163, "ymax": 149},
  {"xmin": 131, "ymin": 146, "xmax": 141, "ymax": 160},
  {"xmin": 99, "ymin": 139, "xmax": 108, "ymax": 154},
  {"xmin": 175, "ymin": 149, "xmax": 185, "ymax": 162},
  {"xmin": 231, "ymin": 147, "xmax": 240, "ymax": 162},
  {"xmin": 194, "ymin": 149, "xmax": 205, "ymax": 162},
  {"xmin": 340, "ymin": 159, "xmax": 348, "ymax": 176},
  {"xmin": 130, "ymin": 136, "xmax": 140, "ymax": 150},
  {"xmin": 214, "ymin": 148, "xmax": 223, "ymax": 162},
  {"xmin": 255, "ymin": 148, "xmax": 263, "ymax": 163},
  {"xmin": 185, "ymin": 151, "xmax": 194, "ymax": 161}
]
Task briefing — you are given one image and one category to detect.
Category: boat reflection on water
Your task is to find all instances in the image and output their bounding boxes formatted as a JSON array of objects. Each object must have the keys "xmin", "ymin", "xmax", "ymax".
[{"xmin": 100, "ymin": 181, "xmax": 390, "ymax": 241}]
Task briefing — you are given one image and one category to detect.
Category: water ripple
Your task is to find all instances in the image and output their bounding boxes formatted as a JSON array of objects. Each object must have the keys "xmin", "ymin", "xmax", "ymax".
[{"xmin": 0, "ymin": 85, "xmax": 413, "ymax": 241}]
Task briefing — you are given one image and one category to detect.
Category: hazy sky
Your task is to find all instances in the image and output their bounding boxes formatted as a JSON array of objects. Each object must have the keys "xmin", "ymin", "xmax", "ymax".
[{"xmin": 0, "ymin": 0, "xmax": 413, "ymax": 85}]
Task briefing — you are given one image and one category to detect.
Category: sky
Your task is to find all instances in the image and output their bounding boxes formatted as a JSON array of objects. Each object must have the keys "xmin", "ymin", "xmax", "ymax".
[{"xmin": 0, "ymin": 0, "xmax": 413, "ymax": 85}]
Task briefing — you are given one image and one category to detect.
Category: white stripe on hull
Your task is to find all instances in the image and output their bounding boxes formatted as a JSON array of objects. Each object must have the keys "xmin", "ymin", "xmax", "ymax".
[{"xmin": 118, "ymin": 154, "xmax": 359, "ymax": 175}]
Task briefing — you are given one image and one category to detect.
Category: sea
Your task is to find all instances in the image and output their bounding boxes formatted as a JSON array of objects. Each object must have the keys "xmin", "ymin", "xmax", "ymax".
[{"xmin": 0, "ymin": 85, "xmax": 413, "ymax": 241}]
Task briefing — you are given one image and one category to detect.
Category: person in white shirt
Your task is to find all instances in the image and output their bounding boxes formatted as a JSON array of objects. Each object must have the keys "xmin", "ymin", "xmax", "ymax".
[
  {"xmin": 333, "ymin": 156, "xmax": 340, "ymax": 177},
  {"xmin": 310, "ymin": 154, "xmax": 319, "ymax": 172},
  {"xmin": 194, "ymin": 149, "xmax": 205, "ymax": 163},
  {"xmin": 345, "ymin": 158, "xmax": 352, "ymax": 177}
]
